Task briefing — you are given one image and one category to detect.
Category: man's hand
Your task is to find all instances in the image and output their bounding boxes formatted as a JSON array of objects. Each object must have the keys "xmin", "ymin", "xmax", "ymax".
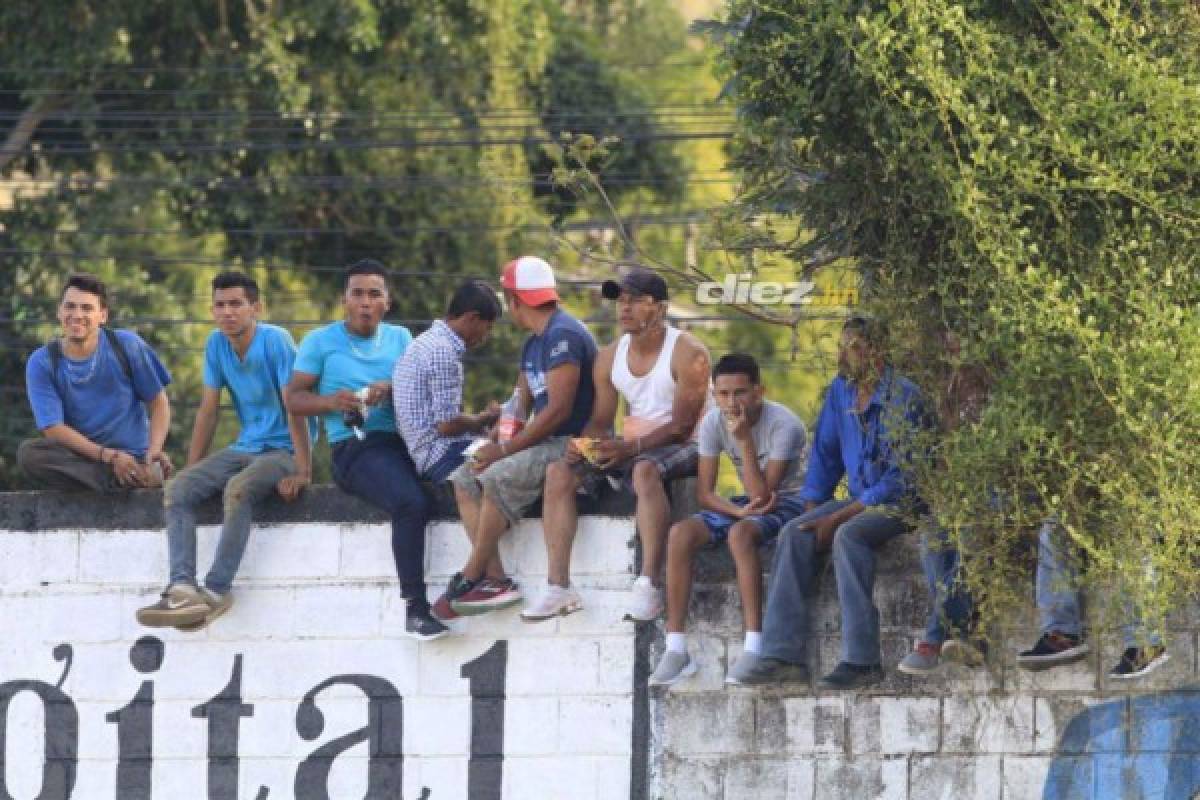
[
  {"xmin": 364, "ymin": 380, "xmax": 391, "ymax": 406},
  {"xmin": 147, "ymin": 450, "xmax": 173, "ymax": 481},
  {"xmin": 277, "ymin": 474, "xmax": 311, "ymax": 502},
  {"xmin": 592, "ymin": 436, "xmax": 631, "ymax": 470},
  {"xmin": 110, "ymin": 451, "xmax": 145, "ymax": 488},
  {"xmin": 470, "ymin": 442, "xmax": 508, "ymax": 473},
  {"xmin": 475, "ymin": 401, "xmax": 502, "ymax": 431},
  {"xmin": 807, "ymin": 514, "xmax": 841, "ymax": 551},
  {"xmin": 738, "ymin": 491, "xmax": 777, "ymax": 518},
  {"xmin": 327, "ymin": 389, "xmax": 362, "ymax": 414},
  {"xmin": 726, "ymin": 402, "xmax": 753, "ymax": 441}
]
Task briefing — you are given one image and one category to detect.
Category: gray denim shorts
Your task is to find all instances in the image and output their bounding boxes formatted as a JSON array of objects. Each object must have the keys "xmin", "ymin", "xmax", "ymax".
[{"xmin": 449, "ymin": 435, "xmax": 569, "ymax": 527}]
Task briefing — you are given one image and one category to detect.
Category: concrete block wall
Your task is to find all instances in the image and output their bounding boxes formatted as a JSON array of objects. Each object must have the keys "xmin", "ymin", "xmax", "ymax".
[
  {"xmin": 648, "ymin": 536, "xmax": 1200, "ymax": 800},
  {"xmin": 3, "ymin": 487, "xmax": 1200, "ymax": 799},
  {"xmin": 0, "ymin": 488, "xmax": 643, "ymax": 800}
]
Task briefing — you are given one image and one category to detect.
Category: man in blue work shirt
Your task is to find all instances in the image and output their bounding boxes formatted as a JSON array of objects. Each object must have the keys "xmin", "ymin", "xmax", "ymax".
[
  {"xmin": 20, "ymin": 273, "xmax": 172, "ymax": 492},
  {"xmin": 736, "ymin": 316, "xmax": 973, "ymax": 689},
  {"xmin": 136, "ymin": 271, "xmax": 313, "ymax": 631}
]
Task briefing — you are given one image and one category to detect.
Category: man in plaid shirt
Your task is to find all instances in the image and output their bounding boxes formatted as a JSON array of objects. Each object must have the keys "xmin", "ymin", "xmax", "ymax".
[{"xmin": 393, "ymin": 280, "xmax": 502, "ymax": 483}]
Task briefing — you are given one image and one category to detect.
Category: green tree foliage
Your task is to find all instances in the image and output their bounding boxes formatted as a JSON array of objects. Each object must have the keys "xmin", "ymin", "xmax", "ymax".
[
  {"xmin": 0, "ymin": 0, "xmax": 695, "ymax": 488},
  {"xmin": 711, "ymin": 0, "xmax": 1200, "ymax": 638}
]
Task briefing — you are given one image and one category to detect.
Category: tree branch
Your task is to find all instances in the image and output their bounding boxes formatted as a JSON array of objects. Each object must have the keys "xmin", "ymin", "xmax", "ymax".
[{"xmin": 0, "ymin": 94, "xmax": 67, "ymax": 173}]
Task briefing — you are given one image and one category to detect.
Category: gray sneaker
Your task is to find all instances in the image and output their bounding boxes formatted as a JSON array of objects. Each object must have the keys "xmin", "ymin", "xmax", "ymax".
[
  {"xmin": 897, "ymin": 642, "xmax": 941, "ymax": 676},
  {"xmin": 648, "ymin": 650, "xmax": 698, "ymax": 687},
  {"xmin": 174, "ymin": 589, "xmax": 234, "ymax": 632},
  {"xmin": 726, "ymin": 653, "xmax": 810, "ymax": 686},
  {"xmin": 136, "ymin": 583, "xmax": 210, "ymax": 628}
]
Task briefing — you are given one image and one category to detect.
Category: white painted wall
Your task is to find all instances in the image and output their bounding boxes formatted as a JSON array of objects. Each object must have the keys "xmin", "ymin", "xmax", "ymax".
[{"xmin": 0, "ymin": 517, "xmax": 640, "ymax": 800}]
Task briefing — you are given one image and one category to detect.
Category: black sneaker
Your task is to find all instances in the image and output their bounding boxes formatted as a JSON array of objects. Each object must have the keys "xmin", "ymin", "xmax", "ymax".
[
  {"xmin": 818, "ymin": 662, "xmax": 884, "ymax": 690},
  {"xmin": 1108, "ymin": 646, "xmax": 1169, "ymax": 680},
  {"xmin": 404, "ymin": 603, "xmax": 450, "ymax": 642},
  {"xmin": 1016, "ymin": 631, "xmax": 1089, "ymax": 670}
]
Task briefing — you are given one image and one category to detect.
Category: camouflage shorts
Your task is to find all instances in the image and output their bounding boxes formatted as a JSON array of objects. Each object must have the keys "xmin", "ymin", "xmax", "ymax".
[{"xmin": 449, "ymin": 435, "xmax": 569, "ymax": 527}]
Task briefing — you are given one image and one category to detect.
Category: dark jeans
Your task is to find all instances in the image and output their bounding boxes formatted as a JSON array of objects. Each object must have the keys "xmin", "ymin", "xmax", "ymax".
[
  {"xmin": 423, "ymin": 439, "xmax": 470, "ymax": 483},
  {"xmin": 332, "ymin": 432, "xmax": 431, "ymax": 605}
]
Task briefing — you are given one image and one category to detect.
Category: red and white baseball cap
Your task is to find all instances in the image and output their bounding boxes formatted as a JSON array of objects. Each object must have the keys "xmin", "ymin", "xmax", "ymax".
[{"xmin": 501, "ymin": 255, "xmax": 559, "ymax": 306}]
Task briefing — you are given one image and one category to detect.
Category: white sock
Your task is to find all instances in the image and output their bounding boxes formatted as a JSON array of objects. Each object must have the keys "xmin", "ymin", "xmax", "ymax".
[
  {"xmin": 666, "ymin": 632, "xmax": 688, "ymax": 654},
  {"xmin": 744, "ymin": 631, "xmax": 763, "ymax": 654}
]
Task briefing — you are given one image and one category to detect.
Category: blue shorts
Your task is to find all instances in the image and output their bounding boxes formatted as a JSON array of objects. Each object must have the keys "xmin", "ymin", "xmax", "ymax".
[{"xmin": 696, "ymin": 492, "xmax": 810, "ymax": 546}]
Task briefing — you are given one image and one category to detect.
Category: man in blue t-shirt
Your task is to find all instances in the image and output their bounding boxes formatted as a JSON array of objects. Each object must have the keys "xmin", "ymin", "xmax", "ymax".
[
  {"xmin": 283, "ymin": 259, "xmax": 445, "ymax": 640},
  {"xmin": 434, "ymin": 255, "xmax": 598, "ymax": 620},
  {"xmin": 19, "ymin": 273, "xmax": 172, "ymax": 492},
  {"xmin": 136, "ymin": 272, "xmax": 314, "ymax": 631}
]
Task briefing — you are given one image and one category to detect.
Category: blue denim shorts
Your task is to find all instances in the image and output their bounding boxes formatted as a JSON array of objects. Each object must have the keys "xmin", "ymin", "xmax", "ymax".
[{"xmin": 696, "ymin": 491, "xmax": 810, "ymax": 545}]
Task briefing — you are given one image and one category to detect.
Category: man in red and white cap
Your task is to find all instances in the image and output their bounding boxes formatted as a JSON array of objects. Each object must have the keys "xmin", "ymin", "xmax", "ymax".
[{"xmin": 434, "ymin": 255, "xmax": 599, "ymax": 619}]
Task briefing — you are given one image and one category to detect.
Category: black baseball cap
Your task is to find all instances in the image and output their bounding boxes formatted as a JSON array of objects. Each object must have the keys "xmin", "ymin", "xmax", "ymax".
[{"xmin": 601, "ymin": 268, "xmax": 668, "ymax": 302}]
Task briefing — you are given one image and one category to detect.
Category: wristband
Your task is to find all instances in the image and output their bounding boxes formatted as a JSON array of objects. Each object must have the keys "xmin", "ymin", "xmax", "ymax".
[
  {"xmin": 635, "ymin": 437, "xmax": 642, "ymax": 456},
  {"xmin": 500, "ymin": 442, "xmax": 509, "ymax": 457},
  {"xmin": 98, "ymin": 446, "xmax": 107, "ymax": 464}
]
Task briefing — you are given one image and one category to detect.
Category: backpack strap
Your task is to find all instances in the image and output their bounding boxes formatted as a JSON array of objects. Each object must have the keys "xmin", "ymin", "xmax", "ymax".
[
  {"xmin": 45, "ymin": 327, "xmax": 135, "ymax": 390},
  {"xmin": 102, "ymin": 326, "xmax": 134, "ymax": 382}
]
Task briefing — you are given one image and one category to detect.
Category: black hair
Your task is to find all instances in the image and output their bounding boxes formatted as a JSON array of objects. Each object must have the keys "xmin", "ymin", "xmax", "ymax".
[
  {"xmin": 345, "ymin": 258, "xmax": 389, "ymax": 287},
  {"xmin": 447, "ymin": 280, "xmax": 502, "ymax": 321},
  {"xmin": 211, "ymin": 271, "xmax": 260, "ymax": 303},
  {"xmin": 62, "ymin": 273, "xmax": 109, "ymax": 307},
  {"xmin": 712, "ymin": 353, "xmax": 760, "ymax": 384},
  {"xmin": 842, "ymin": 315, "xmax": 888, "ymax": 350}
]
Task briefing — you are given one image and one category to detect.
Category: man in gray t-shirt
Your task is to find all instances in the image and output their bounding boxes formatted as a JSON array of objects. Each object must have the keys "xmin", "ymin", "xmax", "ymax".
[{"xmin": 649, "ymin": 353, "xmax": 809, "ymax": 687}]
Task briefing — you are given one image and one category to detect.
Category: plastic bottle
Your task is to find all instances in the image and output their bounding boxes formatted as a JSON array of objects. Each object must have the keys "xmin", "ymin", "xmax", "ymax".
[{"xmin": 495, "ymin": 388, "xmax": 526, "ymax": 442}]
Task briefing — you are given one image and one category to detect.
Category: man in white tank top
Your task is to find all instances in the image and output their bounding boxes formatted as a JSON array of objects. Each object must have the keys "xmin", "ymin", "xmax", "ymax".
[{"xmin": 521, "ymin": 269, "xmax": 712, "ymax": 623}]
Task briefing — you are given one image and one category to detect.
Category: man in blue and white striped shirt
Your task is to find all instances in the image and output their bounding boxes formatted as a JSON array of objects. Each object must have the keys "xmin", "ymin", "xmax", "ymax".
[{"xmin": 393, "ymin": 280, "xmax": 503, "ymax": 482}]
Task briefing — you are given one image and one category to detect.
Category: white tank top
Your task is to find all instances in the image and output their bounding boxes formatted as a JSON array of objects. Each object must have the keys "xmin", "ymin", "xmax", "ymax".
[{"xmin": 612, "ymin": 326, "xmax": 683, "ymax": 439}]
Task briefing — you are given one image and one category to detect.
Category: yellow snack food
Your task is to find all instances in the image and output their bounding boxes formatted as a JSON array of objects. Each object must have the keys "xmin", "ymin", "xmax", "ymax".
[{"xmin": 572, "ymin": 437, "xmax": 600, "ymax": 464}]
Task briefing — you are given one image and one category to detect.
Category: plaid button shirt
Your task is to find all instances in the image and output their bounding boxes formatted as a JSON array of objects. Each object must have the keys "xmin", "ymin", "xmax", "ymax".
[{"xmin": 392, "ymin": 319, "xmax": 471, "ymax": 475}]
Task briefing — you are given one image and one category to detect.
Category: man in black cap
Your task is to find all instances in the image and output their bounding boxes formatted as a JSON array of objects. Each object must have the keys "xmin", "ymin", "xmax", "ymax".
[{"xmin": 521, "ymin": 267, "xmax": 712, "ymax": 623}]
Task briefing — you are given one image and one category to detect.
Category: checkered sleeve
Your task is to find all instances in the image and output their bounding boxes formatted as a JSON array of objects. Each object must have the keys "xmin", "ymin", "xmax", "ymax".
[{"xmin": 425, "ymin": 341, "xmax": 464, "ymax": 425}]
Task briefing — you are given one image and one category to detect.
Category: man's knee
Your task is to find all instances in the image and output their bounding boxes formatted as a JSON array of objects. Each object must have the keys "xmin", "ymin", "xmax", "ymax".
[
  {"xmin": 630, "ymin": 459, "xmax": 664, "ymax": 495},
  {"xmin": 728, "ymin": 520, "xmax": 760, "ymax": 553},
  {"xmin": 17, "ymin": 437, "xmax": 60, "ymax": 474},
  {"xmin": 668, "ymin": 519, "xmax": 707, "ymax": 556},
  {"xmin": 544, "ymin": 459, "xmax": 579, "ymax": 498}
]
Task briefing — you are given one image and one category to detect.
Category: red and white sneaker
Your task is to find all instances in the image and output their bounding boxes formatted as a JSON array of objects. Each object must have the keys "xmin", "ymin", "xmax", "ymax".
[{"xmin": 451, "ymin": 577, "xmax": 522, "ymax": 616}]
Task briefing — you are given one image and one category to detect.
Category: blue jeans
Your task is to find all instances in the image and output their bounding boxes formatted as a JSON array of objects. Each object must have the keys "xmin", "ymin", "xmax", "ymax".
[
  {"xmin": 920, "ymin": 522, "xmax": 974, "ymax": 646},
  {"xmin": 1036, "ymin": 519, "xmax": 1159, "ymax": 649},
  {"xmin": 761, "ymin": 500, "xmax": 911, "ymax": 666},
  {"xmin": 166, "ymin": 448, "xmax": 296, "ymax": 594},
  {"xmin": 332, "ymin": 433, "xmax": 431, "ymax": 604}
]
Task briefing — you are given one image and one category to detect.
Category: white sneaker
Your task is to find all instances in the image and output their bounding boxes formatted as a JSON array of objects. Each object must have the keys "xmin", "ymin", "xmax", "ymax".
[
  {"xmin": 648, "ymin": 650, "xmax": 697, "ymax": 687},
  {"xmin": 625, "ymin": 576, "xmax": 664, "ymax": 622},
  {"xmin": 520, "ymin": 584, "xmax": 583, "ymax": 623}
]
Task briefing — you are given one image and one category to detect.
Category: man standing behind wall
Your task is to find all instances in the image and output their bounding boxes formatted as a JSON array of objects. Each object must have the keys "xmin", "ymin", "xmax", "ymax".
[
  {"xmin": 19, "ymin": 272, "xmax": 172, "ymax": 492},
  {"xmin": 137, "ymin": 271, "xmax": 313, "ymax": 630},
  {"xmin": 523, "ymin": 268, "xmax": 711, "ymax": 622},
  {"xmin": 284, "ymin": 260, "xmax": 441, "ymax": 640},
  {"xmin": 435, "ymin": 256, "xmax": 598, "ymax": 619}
]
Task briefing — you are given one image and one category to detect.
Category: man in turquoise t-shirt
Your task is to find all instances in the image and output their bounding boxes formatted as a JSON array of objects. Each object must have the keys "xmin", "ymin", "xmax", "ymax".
[
  {"xmin": 137, "ymin": 272, "xmax": 314, "ymax": 631},
  {"xmin": 284, "ymin": 259, "xmax": 447, "ymax": 641}
]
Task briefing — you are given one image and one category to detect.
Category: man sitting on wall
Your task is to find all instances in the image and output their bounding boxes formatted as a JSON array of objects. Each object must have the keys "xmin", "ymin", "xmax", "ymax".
[
  {"xmin": 284, "ymin": 259, "xmax": 443, "ymax": 640},
  {"xmin": 740, "ymin": 317, "xmax": 971, "ymax": 689},
  {"xmin": 434, "ymin": 255, "xmax": 598, "ymax": 619},
  {"xmin": 136, "ymin": 271, "xmax": 313, "ymax": 630},
  {"xmin": 393, "ymin": 280, "xmax": 502, "ymax": 492},
  {"xmin": 522, "ymin": 268, "xmax": 711, "ymax": 623},
  {"xmin": 649, "ymin": 352, "xmax": 808, "ymax": 686},
  {"xmin": 19, "ymin": 272, "xmax": 172, "ymax": 492}
]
